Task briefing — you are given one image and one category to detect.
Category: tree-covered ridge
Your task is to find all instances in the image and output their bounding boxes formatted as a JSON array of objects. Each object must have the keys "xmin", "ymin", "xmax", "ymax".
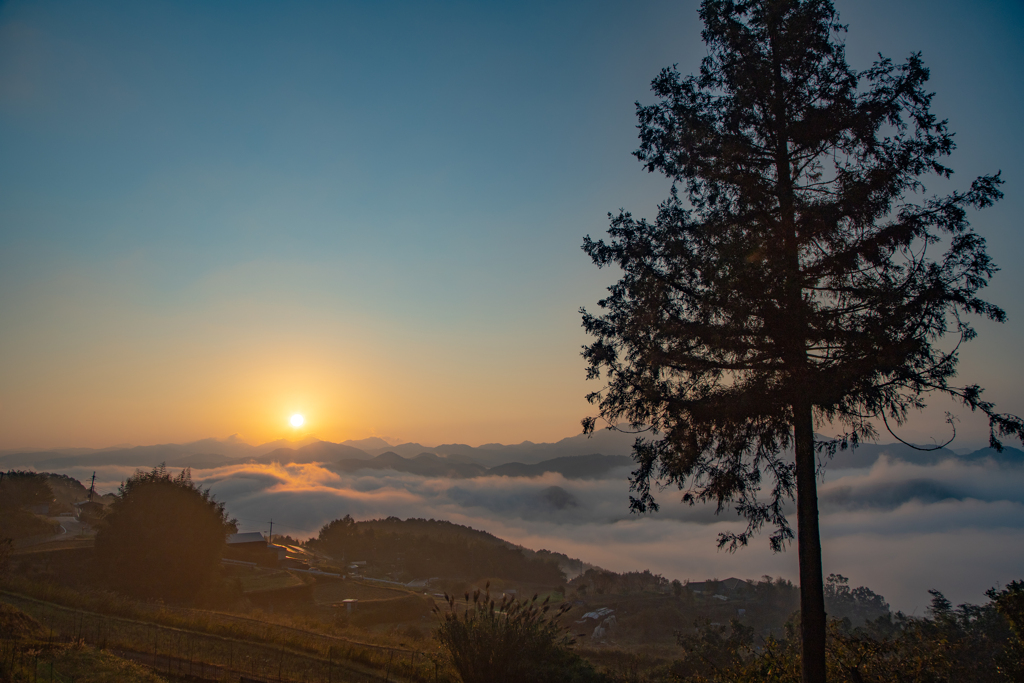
[{"xmin": 310, "ymin": 515, "xmax": 565, "ymax": 585}]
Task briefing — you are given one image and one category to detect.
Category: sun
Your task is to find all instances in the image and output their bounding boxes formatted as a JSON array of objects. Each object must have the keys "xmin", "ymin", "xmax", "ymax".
[{"xmin": 290, "ymin": 414, "xmax": 304, "ymax": 428}]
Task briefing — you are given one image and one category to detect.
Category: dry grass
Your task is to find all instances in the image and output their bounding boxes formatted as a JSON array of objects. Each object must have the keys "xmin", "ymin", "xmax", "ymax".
[
  {"xmin": 238, "ymin": 568, "xmax": 308, "ymax": 593},
  {"xmin": 314, "ymin": 579, "xmax": 412, "ymax": 604},
  {"xmin": 0, "ymin": 602, "xmax": 169, "ymax": 683},
  {"xmin": 0, "ymin": 580, "xmax": 447, "ymax": 682},
  {"xmin": 40, "ymin": 643, "xmax": 170, "ymax": 683},
  {"xmin": 0, "ymin": 601, "xmax": 46, "ymax": 640}
]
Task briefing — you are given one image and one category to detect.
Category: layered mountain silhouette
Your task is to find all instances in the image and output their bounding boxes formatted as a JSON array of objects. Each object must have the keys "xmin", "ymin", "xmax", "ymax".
[
  {"xmin": 255, "ymin": 441, "xmax": 373, "ymax": 465},
  {"xmin": 319, "ymin": 451, "xmax": 632, "ymax": 480},
  {"xmin": 342, "ymin": 426, "xmax": 648, "ymax": 466},
  {"xmin": 327, "ymin": 452, "xmax": 486, "ymax": 478},
  {"xmin": 0, "ymin": 434, "xmax": 322, "ymax": 470},
  {"xmin": 1, "ymin": 426, "xmax": 1019, "ymax": 477}
]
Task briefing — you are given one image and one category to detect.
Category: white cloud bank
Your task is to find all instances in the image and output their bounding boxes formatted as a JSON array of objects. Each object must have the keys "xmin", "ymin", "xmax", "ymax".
[{"xmin": 57, "ymin": 455, "xmax": 1024, "ymax": 614}]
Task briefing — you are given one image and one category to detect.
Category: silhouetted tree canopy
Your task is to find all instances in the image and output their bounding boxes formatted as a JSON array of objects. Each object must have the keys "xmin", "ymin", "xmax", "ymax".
[
  {"xmin": 989, "ymin": 581, "xmax": 1024, "ymax": 643},
  {"xmin": 0, "ymin": 471, "xmax": 53, "ymax": 511},
  {"xmin": 568, "ymin": 568, "xmax": 668, "ymax": 596},
  {"xmin": 95, "ymin": 464, "xmax": 235, "ymax": 602},
  {"xmin": 824, "ymin": 573, "xmax": 889, "ymax": 625},
  {"xmin": 0, "ymin": 471, "xmax": 57, "ymax": 541},
  {"xmin": 666, "ymin": 582, "xmax": 1022, "ymax": 683},
  {"xmin": 580, "ymin": 0, "xmax": 1023, "ymax": 680}
]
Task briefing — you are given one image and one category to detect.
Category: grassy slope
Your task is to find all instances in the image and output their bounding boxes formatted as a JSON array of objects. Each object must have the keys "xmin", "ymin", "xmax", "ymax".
[{"xmin": 0, "ymin": 602, "xmax": 168, "ymax": 683}]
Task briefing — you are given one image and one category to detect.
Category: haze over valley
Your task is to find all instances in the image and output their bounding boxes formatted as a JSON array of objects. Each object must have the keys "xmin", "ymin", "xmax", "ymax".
[{"xmin": 6, "ymin": 427, "xmax": 1023, "ymax": 614}]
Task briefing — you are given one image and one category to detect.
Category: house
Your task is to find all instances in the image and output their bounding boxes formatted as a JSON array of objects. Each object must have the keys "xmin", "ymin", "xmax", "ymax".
[
  {"xmin": 225, "ymin": 532, "xmax": 280, "ymax": 566},
  {"xmin": 228, "ymin": 531, "xmax": 267, "ymax": 546},
  {"xmin": 73, "ymin": 500, "xmax": 106, "ymax": 523}
]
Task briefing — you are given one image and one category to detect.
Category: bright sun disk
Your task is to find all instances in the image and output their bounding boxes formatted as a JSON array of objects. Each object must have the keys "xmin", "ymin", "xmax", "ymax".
[{"xmin": 290, "ymin": 414, "xmax": 304, "ymax": 427}]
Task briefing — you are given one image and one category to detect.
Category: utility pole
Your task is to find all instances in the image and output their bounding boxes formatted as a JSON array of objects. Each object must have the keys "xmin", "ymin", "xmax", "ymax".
[
  {"xmin": 267, "ymin": 519, "xmax": 273, "ymax": 545},
  {"xmin": 88, "ymin": 472, "xmax": 96, "ymax": 501}
]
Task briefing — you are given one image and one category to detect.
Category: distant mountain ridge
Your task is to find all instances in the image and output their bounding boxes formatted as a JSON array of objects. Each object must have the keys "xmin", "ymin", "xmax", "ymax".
[
  {"xmin": 343, "ymin": 426, "xmax": 649, "ymax": 465},
  {"xmin": 319, "ymin": 452, "xmax": 633, "ymax": 480},
  {"xmin": 0, "ymin": 427, "xmax": 642, "ymax": 470},
  {"xmin": 0, "ymin": 434, "xmax": 323, "ymax": 470},
  {"xmin": 255, "ymin": 441, "xmax": 373, "ymax": 465},
  {"xmin": 1, "ymin": 427, "xmax": 1019, "ymax": 476}
]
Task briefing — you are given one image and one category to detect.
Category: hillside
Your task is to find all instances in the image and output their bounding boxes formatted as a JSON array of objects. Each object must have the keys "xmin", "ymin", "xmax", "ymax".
[{"xmin": 310, "ymin": 516, "xmax": 568, "ymax": 586}]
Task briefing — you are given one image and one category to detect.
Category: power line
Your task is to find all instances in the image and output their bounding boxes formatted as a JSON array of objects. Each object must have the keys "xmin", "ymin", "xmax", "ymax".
[{"xmin": 232, "ymin": 516, "xmax": 319, "ymax": 536}]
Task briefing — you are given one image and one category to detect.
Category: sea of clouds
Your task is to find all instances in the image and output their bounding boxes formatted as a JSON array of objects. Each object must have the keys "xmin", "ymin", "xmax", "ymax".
[{"xmin": 56, "ymin": 453, "xmax": 1024, "ymax": 614}]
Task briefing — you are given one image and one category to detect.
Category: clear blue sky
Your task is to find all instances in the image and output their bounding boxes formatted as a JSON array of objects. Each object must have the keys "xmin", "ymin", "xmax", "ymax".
[{"xmin": 1, "ymin": 0, "xmax": 1021, "ymax": 448}]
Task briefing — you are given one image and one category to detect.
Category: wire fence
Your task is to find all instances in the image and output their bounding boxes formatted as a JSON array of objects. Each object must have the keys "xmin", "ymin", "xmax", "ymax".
[{"xmin": 1, "ymin": 591, "xmax": 444, "ymax": 683}]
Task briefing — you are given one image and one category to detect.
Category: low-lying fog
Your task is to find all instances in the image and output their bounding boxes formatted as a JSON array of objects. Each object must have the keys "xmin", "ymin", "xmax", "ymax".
[{"xmin": 32, "ymin": 436, "xmax": 1023, "ymax": 616}]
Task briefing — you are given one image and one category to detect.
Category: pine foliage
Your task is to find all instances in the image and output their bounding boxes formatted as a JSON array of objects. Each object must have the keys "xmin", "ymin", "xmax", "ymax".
[
  {"xmin": 580, "ymin": 1, "xmax": 1022, "ymax": 679},
  {"xmin": 581, "ymin": 0, "xmax": 1021, "ymax": 549}
]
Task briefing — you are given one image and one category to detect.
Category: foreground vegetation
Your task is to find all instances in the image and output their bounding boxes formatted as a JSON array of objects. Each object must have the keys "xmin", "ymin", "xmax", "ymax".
[
  {"xmin": 0, "ymin": 601, "xmax": 168, "ymax": 683},
  {"xmin": 0, "ymin": 574, "xmax": 436, "ymax": 682},
  {"xmin": 3, "ymin": 574, "xmax": 1022, "ymax": 683},
  {"xmin": 3, "ymin": 467, "xmax": 1022, "ymax": 681},
  {"xmin": 429, "ymin": 581, "xmax": 1024, "ymax": 683},
  {"xmin": 662, "ymin": 583, "xmax": 1024, "ymax": 682},
  {"xmin": 435, "ymin": 587, "xmax": 603, "ymax": 683}
]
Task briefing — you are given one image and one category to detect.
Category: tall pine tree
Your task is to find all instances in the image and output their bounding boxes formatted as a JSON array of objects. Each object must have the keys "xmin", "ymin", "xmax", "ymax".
[{"xmin": 580, "ymin": 1, "xmax": 1023, "ymax": 680}]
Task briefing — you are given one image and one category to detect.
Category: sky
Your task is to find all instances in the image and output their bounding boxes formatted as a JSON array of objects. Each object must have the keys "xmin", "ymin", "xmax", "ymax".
[{"xmin": 1, "ymin": 0, "xmax": 1023, "ymax": 450}]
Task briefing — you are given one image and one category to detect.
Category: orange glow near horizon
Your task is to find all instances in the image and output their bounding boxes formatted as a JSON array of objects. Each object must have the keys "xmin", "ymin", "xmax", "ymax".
[
  {"xmin": 0, "ymin": 322, "xmax": 595, "ymax": 450},
  {"xmin": 0, "ymin": 264, "xmax": 1007, "ymax": 451}
]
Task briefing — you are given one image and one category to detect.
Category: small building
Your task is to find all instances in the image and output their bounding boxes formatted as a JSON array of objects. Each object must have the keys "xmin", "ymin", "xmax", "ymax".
[
  {"xmin": 73, "ymin": 500, "xmax": 106, "ymax": 523},
  {"xmin": 225, "ymin": 532, "xmax": 279, "ymax": 566},
  {"xmin": 228, "ymin": 531, "xmax": 267, "ymax": 546}
]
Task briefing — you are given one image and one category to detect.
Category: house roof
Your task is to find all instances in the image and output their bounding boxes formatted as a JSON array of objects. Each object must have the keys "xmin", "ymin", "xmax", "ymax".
[
  {"xmin": 227, "ymin": 532, "xmax": 266, "ymax": 545},
  {"xmin": 687, "ymin": 577, "xmax": 751, "ymax": 592}
]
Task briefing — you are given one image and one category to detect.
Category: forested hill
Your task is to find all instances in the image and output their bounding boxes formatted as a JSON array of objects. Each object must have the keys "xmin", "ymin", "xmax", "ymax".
[
  {"xmin": 351, "ymin": 517, "xmax": 514, "ymax": 545},
  {"xmin": 309, "ymin": 515, "xmax": 576, "ymax": 586}
]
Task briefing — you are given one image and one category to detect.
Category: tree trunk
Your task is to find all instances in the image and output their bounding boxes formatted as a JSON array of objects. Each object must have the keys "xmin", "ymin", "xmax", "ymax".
[{"xmin": 794, "ymin": 399, "xmax": 826, "ymax": 683}]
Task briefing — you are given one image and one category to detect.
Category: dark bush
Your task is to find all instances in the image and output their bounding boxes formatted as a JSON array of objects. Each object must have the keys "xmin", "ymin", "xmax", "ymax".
[
  {"xmin": 435, "ymin": 587, "xmax": 608, "ymax": 683},
  {"xmin": 94, "ymin": 464, "xmax": 235, "ymax": 602},
  {"xmin": 0, "ymin": 471, "xmax": 53, "ymax": 511}
]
